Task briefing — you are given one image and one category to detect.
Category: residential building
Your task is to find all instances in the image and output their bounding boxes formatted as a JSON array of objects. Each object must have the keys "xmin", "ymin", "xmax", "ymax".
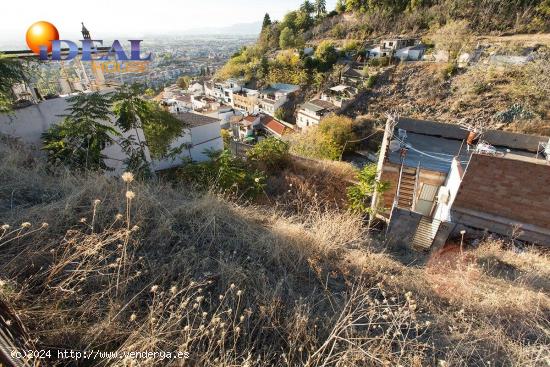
[
  {"xmin": 191, "ymin": 95, "xmax": 220, "ymax": 112},
  {"xmin": 320, "ymin": 85, "xmax": 358, "ymax": 109},
  {"xmin": 394, "ymin": 45, "xmax": 426, "ymax": 61},
  {"xmin": 375, "ymin": 117, "xmax": 550, "ymax": 251},
  {"xmin": 368, "ymin": 38, "xmax": 419, "ymax": 59},
  {"xmin": 258, "ymin": 83, "xmax": 300, "ymax": 116},
  {"xmin": 153, "ymin": 112, "xmax": 223, "ymax": 170},
  {"xmin": 340, "ymin": 66, "xmax": 365, "ymax": 87},
  {"xmin": 0, "ymin": 94, "xmax": 150, "ymax": 176},
  {"xmin": 297, "ymin": 99, "xmax": 338, "ymax": 129},
  {"xmin": 261, "ymin": 115, "xmax": 291, "ymax": 138},
  {"xmin": 233, "ymin": 90, "xmax": 259, "ymax": 114},
  {"xmin": 231, "ymin": 115, "xmax": 262, "ymax": 141},
  {"xmin": 202, "ymin": 106, "xmax": 244, "ymax": 129}
]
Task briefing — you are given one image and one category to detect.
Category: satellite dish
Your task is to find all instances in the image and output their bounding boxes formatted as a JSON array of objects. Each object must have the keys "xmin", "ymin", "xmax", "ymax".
[{"xmin": 389, "ymin": 140, "xmax": 401, "ymax": 152}]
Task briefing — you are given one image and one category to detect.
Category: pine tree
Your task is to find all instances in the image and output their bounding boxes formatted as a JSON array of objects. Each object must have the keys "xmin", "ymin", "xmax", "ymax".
[{"xmin": 262, "ymin": 13, "xmax": 272, "ymax": 29}]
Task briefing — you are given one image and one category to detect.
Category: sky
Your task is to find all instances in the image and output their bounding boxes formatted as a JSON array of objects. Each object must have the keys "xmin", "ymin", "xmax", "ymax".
[{"xmin": 0, "ymin": 0, "xmax": 338, "ymax": 48}]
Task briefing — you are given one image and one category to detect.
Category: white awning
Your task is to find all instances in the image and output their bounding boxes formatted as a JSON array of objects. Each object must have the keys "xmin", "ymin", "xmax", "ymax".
[{"xmin": 330, "ymin": 85, "xmax": 350, "ymax": 92}]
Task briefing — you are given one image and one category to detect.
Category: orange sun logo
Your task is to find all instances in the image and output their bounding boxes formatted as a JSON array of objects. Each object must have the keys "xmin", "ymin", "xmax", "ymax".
[{"xmin": 26, "ymin": 21, "xmax": 59, "ymax": 55}]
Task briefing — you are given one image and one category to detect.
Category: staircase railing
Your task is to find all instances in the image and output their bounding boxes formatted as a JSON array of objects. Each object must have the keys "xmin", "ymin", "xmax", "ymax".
[
  {"xmin": 411, "ymin": 162, "xmax": 420, "ymax": 212},
  {"xmin": 394, "ymin": 160, "xmax": 405, "ymax": 209}
]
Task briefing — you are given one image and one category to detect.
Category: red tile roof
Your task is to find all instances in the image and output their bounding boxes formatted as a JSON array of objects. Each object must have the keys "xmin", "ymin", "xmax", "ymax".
[
  {"xmin": 263, "ymin": 117, "xmax": 287, "ymax": 136},
  {"xmin": 244, "ymin": 115, "xmax": 258, "ymax": 122}
]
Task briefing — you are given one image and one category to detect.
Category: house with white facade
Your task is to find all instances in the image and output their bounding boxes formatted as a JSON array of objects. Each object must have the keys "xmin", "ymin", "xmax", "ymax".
[
  {"xmin": 231, "ymin": 115, "xmax": 262, "ymax": 141},
  {"xmin": 152, "ymin": 112, "xmax": 223, "ymax": 171},
  {"xmin": 395, "ymin": 45, "xmax": 426, "ymax": 61},
  {"xmin": 163, "ymin": 94, "xmax": 192, "ymax": 114},
  {"xmin": 0, "ymin": 94, "xmax": 150, "ymax": 176},
  {"xmin": 258, "ymin": 83, "xmax": 300, "ymax": 116},
  {"xmin": 202, "ymin": 107, "xmax": 244, "ymax": 129},
  {"xmin": 192, "ymin": 95, "xmax": 221, "ymax": 112},
  {"xmin": 296, "ymin": 99, "xmax": 338, "ymax": 129},
  {"xmin": 368, "ymin": 38, "xmax": 420, "ymax": 59}
]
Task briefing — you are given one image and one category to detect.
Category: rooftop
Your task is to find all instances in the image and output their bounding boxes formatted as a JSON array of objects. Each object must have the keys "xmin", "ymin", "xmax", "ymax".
[
  {"xmin": 261, "ymin": 83, "xmax": 300, "ymax": 95},
  {"xmin": 262, "ymin": 117, "xmax": 288, "ymax": 137},
  {"xmin": 389, "ymin": 118, "xmax": 550, "ymax": 172},
  {"xmin": 301, "ymin": 99, "xmax": 338, "ymax": 113},
  {"xmin": 175, "ymin": 112, "xmax": 220, "ymax": 127}
]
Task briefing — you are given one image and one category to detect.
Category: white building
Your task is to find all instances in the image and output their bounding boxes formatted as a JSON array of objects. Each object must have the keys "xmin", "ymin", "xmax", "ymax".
[
  {"xmin": 258, "ymin": 83, "xmax": 300, "ymax": 116},
  {"xmin": 395, "ymin": 45, "xmax": 426, "ymax": 61},
  {"xmin": 152, "ymin": 112, "xmax": 223, "ymax": 170},
  {"xmin": 320, "ymin": 85, "xmax": 357, "ymax": 109},
  {"xmin": 231, "ymin": 115, "xmax": 262, "ymax": 141},
  {"xmin": 297, "ymin": 100, "xmax": 338, "ymax": 129},
  {"xmin": 202, "ymin": 107, "xmax": 244, "ymax": 129},
  {"xmin": 192, "ymin": 95, "xmax": 220, "ymax": 112},
  {"xmin": 0, "ymin": 95, "xmax": 150, "ymax": 176}
]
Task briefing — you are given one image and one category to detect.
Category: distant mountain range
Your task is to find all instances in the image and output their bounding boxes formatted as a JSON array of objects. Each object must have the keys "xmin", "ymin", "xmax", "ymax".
[{"xmin": 179, "ymin": 21, "xmax": 262, "ymax": 36}]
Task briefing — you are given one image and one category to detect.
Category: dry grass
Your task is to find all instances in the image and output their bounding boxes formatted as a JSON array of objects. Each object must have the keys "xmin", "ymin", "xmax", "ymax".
[{"xmin": 0, "ymin": 140, "xmax": 549, "ymax": 366}]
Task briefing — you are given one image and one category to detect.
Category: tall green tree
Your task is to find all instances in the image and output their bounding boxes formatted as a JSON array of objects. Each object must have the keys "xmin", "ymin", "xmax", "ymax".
[
  {"xmin": 112, "ymin": 84, "xmax": 184, "ymax": 177},
  {"xmin": 262, "ymin": 13, "xmax": 272, "ymax": 29},
  {"xmin": 279, "ymin": 27, "xmax": 296, "ymax": 49},
  {"xmin": 42, "ymin": 92, "xmax": 117, "ymax": 171},
  {"xmin": 300, "ymin": 0, "xmax": 315, "ymax": 14},
  {"xmin": 315, "ymin": 0, "xmax": 327, "ymax": 17}
]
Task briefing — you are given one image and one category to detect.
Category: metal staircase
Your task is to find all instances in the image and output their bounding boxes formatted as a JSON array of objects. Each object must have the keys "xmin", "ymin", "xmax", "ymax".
[
  {"xmin": 412, "ymin": 217, "xmax": 441, "ymax": 251},
  {"xmin": 396, "ymin": 166, "xmax": 417, "ymax": 210}
]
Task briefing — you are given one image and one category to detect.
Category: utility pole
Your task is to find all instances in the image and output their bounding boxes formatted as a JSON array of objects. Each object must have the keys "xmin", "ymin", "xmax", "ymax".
[{"xmin": 367, "ymin": 114, "xmax": 397, "ymax": 231}]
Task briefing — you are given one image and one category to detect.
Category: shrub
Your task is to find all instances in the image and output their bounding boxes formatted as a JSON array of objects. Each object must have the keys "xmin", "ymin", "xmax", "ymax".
[
  {"xmin": 317, "ymin": 115, "xmax": 356, "ymax": 153},
  {"xmin": 178, "ymin": 150, "xmax": 265, "ymax": 199},
  {"xmin": 440, "ymin": 62, "xmax": 458, "ymax": 80},
  {"xmin": 347, "ymin": 164, "xmax": 389, "ymax": 214},
  {"xmin": 246, "ymin": 137, "xmax": 290, "ymax": 172},
  {"xmin": 289, "ymin": 115, "xmax": 356, "ymax": 161},
  {"xmin": 366, "ymin": 74, "xmax": 378, "ymax": 88}
]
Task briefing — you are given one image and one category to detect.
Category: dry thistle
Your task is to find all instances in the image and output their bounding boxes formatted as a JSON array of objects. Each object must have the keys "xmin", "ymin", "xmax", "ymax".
[
  {"xmin": 115, "ymin": 213, "xmax": 123, "ymax": 220},
  {"xmin": 170, "ymin": 286, "xmax": 178, "ymax": 295},
  {"xmin": 20, "ymin": 222, "xmax": 31, "ymax": 229},
  {"xmin": 130, "ymin": 313, "xmax": 137, "ymax": 322},
  {"xmin": 151, "ymin": 285, "xmax": 159, "ymax": 293},
  {"xmin": 122, "ymin": 172, "xmax": 134, "ymax": 183},
  {"xmin": 93, "ymin": 199, "xmax": 101, "ymax": 206},
  {"xmin": 41, "ymin": 222, "xmax": 49, "ymax": 229},
  {"xmin": 1, "ymin": 224, "xmax": 10, "ymax": 231},
  {"xmin": 126, "ymin": 191, "xmax": 136, "ymax": 200}
]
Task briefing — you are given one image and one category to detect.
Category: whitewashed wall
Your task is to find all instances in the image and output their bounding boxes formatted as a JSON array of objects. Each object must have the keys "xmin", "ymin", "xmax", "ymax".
[
  {"xmin": 433, "ymin": 158, "xmax": 464, "ymax": 222},
  {"xmin": 0, "ymin": 96, "xmax": 149, "ymax": 176}
]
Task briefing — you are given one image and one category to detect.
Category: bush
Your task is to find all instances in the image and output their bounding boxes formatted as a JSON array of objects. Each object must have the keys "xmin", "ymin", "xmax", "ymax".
[
  {"xmin": 317, "ymin": 115, "xmax": 356, "ymax": 152},
  {"xmin": 440, "ymin": 62, "xmax": 458, "ymax": 80},
  {"xmin": 289, "ymin": 115, "xmax": 356, "ymax": 161},
  {"xmin": 179, "ymin": 150, "xmax": 265, "ymax": 199},
  {"xmin": 347, "ymin": 164, "xmax": 389, "ymax": 214},
  {"xmin": 246, "ymin": 137, "xmax": 290, "ymax": 172},
  {"xmin": 366, "ymin": 74, "xmax": 377, "ymax": 88}
]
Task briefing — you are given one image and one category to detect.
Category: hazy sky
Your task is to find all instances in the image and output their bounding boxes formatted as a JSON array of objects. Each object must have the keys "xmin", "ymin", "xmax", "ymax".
[{"xmin": 0, "ymin": 0, "xmax": 338, "ymax": 46}]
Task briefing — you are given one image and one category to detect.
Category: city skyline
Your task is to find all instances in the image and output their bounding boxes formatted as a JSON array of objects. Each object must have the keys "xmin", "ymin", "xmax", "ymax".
[{"xmin": 0, "ymin": 0, "xmax": 338, "ymax": 49}]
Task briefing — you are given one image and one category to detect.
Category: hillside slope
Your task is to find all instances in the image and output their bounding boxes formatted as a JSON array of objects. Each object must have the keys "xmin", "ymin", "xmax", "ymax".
[{"xmin": 0, "ymin": 139, "xmax": 549, "ymax": 366}]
